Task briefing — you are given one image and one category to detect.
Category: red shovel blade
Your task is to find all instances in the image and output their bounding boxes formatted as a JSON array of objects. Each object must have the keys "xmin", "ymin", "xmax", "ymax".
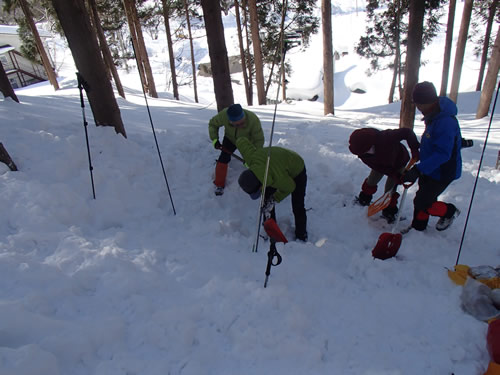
[
  {"xmin": 372, "ymin": 232, "xmax": 402, "ymax": 260},
  {"xmin": 263, "ymin": 218, "xmax": 288, "ymax": 243}
]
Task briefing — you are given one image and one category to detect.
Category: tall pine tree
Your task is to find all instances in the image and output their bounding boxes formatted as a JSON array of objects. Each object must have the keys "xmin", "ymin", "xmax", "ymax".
[{"xmin": 356, "ymin": 0, "xmax": 444, "ymax": 104}]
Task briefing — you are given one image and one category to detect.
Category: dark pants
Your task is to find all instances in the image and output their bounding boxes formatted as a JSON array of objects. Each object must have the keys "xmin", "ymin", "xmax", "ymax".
[
  {"xmin": 265, "ymin": 168, "xmax": 307, "ymax": 239},
  {"xmin": 217, "ymin": 136, "xmax": 236, "ymax": 164},
  {"xmin": 412, "ymin": 175, "xmax": 453, "ymax": 230},
  {"xmin": 292, "ymin": 167, "xmax": 307, "ymax": 238}
]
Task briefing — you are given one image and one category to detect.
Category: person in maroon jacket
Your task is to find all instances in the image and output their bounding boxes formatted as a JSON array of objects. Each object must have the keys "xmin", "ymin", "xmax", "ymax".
[{"xmin": 349, "ymin": 127, "xmax": 420, "ymax": 222}]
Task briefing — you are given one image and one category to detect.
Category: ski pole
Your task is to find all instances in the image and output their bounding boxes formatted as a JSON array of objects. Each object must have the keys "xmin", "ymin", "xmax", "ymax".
[
  {"xmin": 130, "ymin": 39, "xmax": 176, "ymax": 215},
  {"xmin": 264, "ymin": 239, "xmax": 282, "ymax": 288},
  {"xmin": 455, "ymin": 79, "xmax": 500, "ymax": 265},
  {"xmin": 76, "ymin": 72, "xmax": 96, "ymax": 200},
  {"xmin": 252, "ymin": 0, "xmax": 288, "ymax": 253}
]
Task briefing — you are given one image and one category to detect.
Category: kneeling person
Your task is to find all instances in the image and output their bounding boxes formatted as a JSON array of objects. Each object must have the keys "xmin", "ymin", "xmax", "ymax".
[{"xmin": 236, "ymin": 137, "xmax": 307, "ymax": 242}]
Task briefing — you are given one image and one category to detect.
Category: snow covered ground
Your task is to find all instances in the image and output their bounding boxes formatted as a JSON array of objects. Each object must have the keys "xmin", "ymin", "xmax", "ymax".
[{"xmin": 0, "ymin": 1, "xmax": 499, "ymax": 374}]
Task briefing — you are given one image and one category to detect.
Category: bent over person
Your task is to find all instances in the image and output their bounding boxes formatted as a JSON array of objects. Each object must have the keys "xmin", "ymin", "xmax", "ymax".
[
  {"xmin": 402, "ymin": 81, "xmax": 462, "ymax": 232},
  {"xmin": 208, "ymin": 104, "xmax": 264, "ymax": 196},
  {"xmin": 349, "ymin": 127, "xmax": 420, "ymax": 223},
  {"xmin": 236, "ymin": 137, "xmax": 308, "ymax": 242}
]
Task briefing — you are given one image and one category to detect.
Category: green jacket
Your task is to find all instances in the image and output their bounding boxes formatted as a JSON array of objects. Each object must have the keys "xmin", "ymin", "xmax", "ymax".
[
  {"xmin": 208, "ymin": 108, "xmax": 264, "ymax": 148},
  {"xmin": 236, "ymin": 137, "xmax": 305, "ymax": 202}
]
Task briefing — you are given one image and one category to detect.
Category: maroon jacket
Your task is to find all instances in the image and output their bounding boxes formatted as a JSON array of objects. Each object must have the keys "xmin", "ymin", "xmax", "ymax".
[{"xmin": 355, "ymin": 128, "xmax": 420, "ymax": 179}]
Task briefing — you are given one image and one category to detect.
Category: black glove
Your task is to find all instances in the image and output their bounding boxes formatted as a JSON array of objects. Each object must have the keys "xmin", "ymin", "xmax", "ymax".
[
  {"xmin": 262, "ymin": 197, "xmax": 275, "ymax": 219},
  {"xmin": 213, "ymin": 139, "xmax": 222, "ymax": 150},
  {"xmin": 461, "ymin": 138, "xmax": 473, "ymax": 148},
  {"xmin": 402, "ymin": 166, "xmax": 420, "ymax": 183}
]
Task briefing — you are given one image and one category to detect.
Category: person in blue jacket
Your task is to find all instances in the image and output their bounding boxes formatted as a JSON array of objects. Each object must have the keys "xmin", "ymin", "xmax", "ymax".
[{"xmin": 402, "ymin": 81, "xmax": 462, "ymax": 232}]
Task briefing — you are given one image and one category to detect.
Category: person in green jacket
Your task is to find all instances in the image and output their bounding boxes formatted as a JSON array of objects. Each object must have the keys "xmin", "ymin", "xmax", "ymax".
[
  {"xmin": 208, "ymin": 104, "xmax": 265, "ymax": 196},
  {"xmin": 236, "ymin": 137, "xmax": 308, "ymax": 242}
]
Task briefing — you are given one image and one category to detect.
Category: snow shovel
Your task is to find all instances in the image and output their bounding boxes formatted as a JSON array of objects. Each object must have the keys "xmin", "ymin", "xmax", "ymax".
[
  {"xmin": 372, "ymin": 181, "xmax": 413, "ymax": 260},
  {"xmin": 367, "ymin": 157, "xmax": 417, "ymax": 217},
  {"xmin": 263, "ymin": 218, "xmax": 288, "ymax": 287}
]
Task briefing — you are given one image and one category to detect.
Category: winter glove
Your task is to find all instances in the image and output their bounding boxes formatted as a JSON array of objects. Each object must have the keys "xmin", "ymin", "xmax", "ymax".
[
  {"xmin": 212, "ymin": 139, "xmax": 222, "ymax": 150},
  {"xmin": 461, "ymin": 138, "xmax": 473, "ymax": 148},
  {"xmin": 402, "ymin": 165, "xmax": 420, "ymax": 183},
  {"xmin": 264, "ymin": 186, "xmax": 277, "ymax": 200},
  {"xmin": 262, "ymin": 197, "xmax": 276, "ymax": 220}
]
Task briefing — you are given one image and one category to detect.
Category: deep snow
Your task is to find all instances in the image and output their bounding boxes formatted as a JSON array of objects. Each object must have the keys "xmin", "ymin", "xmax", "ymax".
[{"xmin": 0, "ymin": 1, "xmax": 499, "ymax": 374}]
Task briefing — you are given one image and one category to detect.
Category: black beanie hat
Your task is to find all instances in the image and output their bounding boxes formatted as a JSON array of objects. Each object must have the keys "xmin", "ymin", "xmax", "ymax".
[
  {"xmin": 238, "ymin": 169, "xmax": 261, "ymax": 199},
  {"xmin": 349, "ymin": 128, "xmax": 377, "ymax": 156},
  {"xmin": 412, "ymin": 81, "xmax": 438, "ymax": 104}
]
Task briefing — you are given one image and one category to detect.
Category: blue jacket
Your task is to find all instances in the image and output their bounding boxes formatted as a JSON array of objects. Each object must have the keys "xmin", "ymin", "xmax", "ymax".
[{"xmin": 416, "ymin": 97, "xmax": 462, "ymax": 182}]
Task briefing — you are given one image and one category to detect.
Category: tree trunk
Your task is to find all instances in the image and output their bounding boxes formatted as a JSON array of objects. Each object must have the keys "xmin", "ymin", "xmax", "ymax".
[
  {"xmin": 399, "ymin": 0, "xmax": 425, "ymax": 129},
  {"xmin": 476, "ymin": 25, "xmax": 500, "ymax": 119},
  {"xmin": 242, "ymin": 1, "xmax": 253, "ymax": 105},
  {"xmin": 87, "ymin": 0, "xmax": 125, "ymax": 99},
  {"xmin": 398, "ymin": 65, "xmax": 403, "ymax": 100},
  {"xmin": 161, "ymin": 0, "xmax": 179, "ymax": 100},
  {"xmin": 18, "ymin": 0, "xmax": 59, "ymax": 90},
  {"xmin": 0, "ymin": 143, "xmax": 18, "ymax": 171},
  {"xmin": 322, "ymin": 0, "xmax": 334, "ymax": 115},
  {"xmin": 123, "ymin": 0, "xmax": 158, "ymax": 98},
  {"xmin": 264, "ymin": 59, "xmax": 276, "ymax": 96},
  {"xmin": 449, "ymin": 0, "xmax": 474, "ymax": 103},
  {"xmin": 389, "ymin": 1, "xmax": 402, "ymax": 104},
  {"xmin": 281, "ymin": 56, "xmax": 286, "ymax": 102},
  {"xmin": 184, "ymin": 0, "xmax": 198, "ymax": 103},
  {"xmin": 476, "ymin": 0, "xmax": 498, "ymax": 91},
  {"xmin": 235, "ymin": 0, "xmax": 251, "ymax": 106},
  {"xmin": 440, "ymin": 0, "xmax": 456, "ymax": 96},
  {"xmin": 50, "ymin": 0, "xmax": 126, "ymax": 137},
  {"xmin": 388, "ymin": 51, "xmax": 399, "ymax": 104},
  {"xmin": 248, "ymin": 0, "xmax": 266, "ymax": 105},
  {"xmin": 279, "ymin": 4, "xmax": 286, "ymax": 103},
  {"xmin": 123, "ymin": 0, "xmax": 146, "ymax": 92},
  {"xmin": 0, "ymin": 62, "xmax": 19, "ymax": 103},
  {"xmin": 200, "ymin": 0, "xmax": 234, "ymax": 111}
]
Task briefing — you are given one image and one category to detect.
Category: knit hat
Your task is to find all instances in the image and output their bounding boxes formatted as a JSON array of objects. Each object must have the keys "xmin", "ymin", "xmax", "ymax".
[
  {"xmin": 238, "ymin": 169, "xmax": 261, "ymax": 200},
  {"xmin": 348, "ymin": 128, "xmax": 377, "ymax": 156},
  {"xmin": 412, "ymin": 81, "xmax": 438, "ymax": 104},
  {"xmin": 227, "ymin": 104, "xmax": 245, "ymax": 122}
]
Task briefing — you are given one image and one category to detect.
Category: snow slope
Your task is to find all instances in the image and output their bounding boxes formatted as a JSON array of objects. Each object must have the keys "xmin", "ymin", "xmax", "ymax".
[{"xmin": 0, "ymin": 1, "xmax": 499, "ymax": 374}]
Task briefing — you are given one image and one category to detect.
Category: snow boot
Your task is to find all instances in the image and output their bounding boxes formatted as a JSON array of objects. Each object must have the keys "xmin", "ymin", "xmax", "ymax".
[
  {"xmin": 355, "ymin": 191, "xmax": 372, "ymax": 206},
  {"xmin": 355, "ymin": 179, "xmax": 377, "ymax": 206},
  {"xmin": 381, "ymin": 192, "xmax": 400, "ymax": 223},
  {"xmin": 436, "ymin": 205, "xmax": 460, "ymax": 231},
  {"xmin": 214, "ymin": 162, "xmax": 228, "ymax": 196},
  {"xmin": 295, "ymin": 231, "xmax": 308, "ymax": 242},
  {"xmin": 382, "ymin": 206, "xmax": 398, "ymax": 224}
]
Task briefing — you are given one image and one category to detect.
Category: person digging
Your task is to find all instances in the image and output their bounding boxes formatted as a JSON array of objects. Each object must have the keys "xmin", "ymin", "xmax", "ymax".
[
  {"xmin": 349, "ymin": 127, "xmax": 420, "ymax": 223},
  {"xmin": 208, "ymin": 104, "xmax": 264, "ymax": 196},
  {"xmin": 236, "ymin": 137, "xmax": 308, "ymax": 242}
]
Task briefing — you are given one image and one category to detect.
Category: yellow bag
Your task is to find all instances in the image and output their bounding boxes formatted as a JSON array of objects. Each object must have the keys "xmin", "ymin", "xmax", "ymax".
[{"xmin": 448, "ymin": 265, "xmax": 500, "ymax": 289}]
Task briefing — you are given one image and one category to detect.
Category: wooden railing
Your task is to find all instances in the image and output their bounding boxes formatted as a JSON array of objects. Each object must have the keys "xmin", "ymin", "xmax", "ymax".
[{"xmin": 4, "ymin": 49, "xmax": 49, "ymax": 87}]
